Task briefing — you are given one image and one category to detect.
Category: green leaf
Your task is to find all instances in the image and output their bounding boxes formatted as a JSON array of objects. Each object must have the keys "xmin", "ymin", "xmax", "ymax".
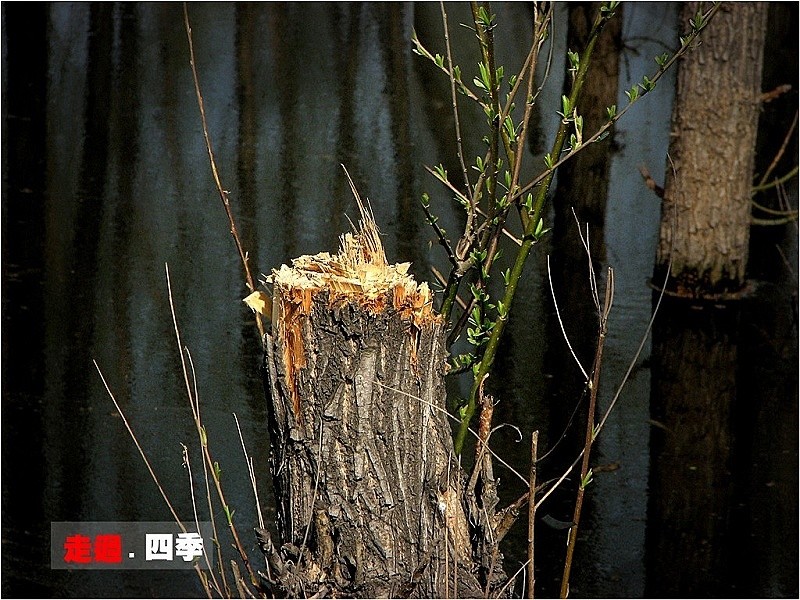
[
  {"xmin": 508, "ymin": 74, "xmax": 518, "ymax": 88},
  {"xmin": 502, "ymin": 268, "xmax": 511, "ymax": 286},
  {"xmin": 544, "ymin": 153, "xmax": 554, "ymax": 169},
  {"xmin": 567, "ymin": 49, "xmax": 580, "ymax": 72},
  {"xmin": 581, "ymin": 468, "xmax": 594, "ymax": 489},
  {"xmin": 569, "ymin": 133, "xmax": 577, "ymax": 149},
  {"xmin": 640, "ymin": 75, "xmax": 656, "ymax": 93},
  {"xmin": 601, "ymin": 1, "xmax": 619, "ymax": 15},
  {"xmin": 524, "ymin": 193, "xmax": 534, "ymax": 212},
  {"xmin": 533, "ymin": 218, "xmax": 551, "ymax": 240},
  {"xmin": 477, "ymin": 5, "xmax": 495, "ymax": 27},
  {"xmin": 561, "ymin": 94, "xmax": 572, "ymax": 117},
  {"xmin": 655, "ymin": 52, "xmax": 670, "ymax": 68},
  {"xmin": 691, "ymin": 9, "xmax": 705, "ymax": 31},
  {"xmin": 503, "ymin": 116, "xmax": 516, "ymax": 140},
  {"xmin": 479, "ymin": 62, "xmax": 490, "ymax": 88},
  {"xmin": 606, "ymin": 104, "xmax": 617, "ymax": 120},
  {"xmin": 421, "ymin": 192, "xmax": 430, "ymax": 208},
  {"xmin": 213, "ymin": 461, "xmax": 222, "ymax": 481},
  {"xmin": 471, "ymin": 305, "xmax": 482, "ymax": 324},
  {"xmin": 496, "ymin": 300, "xmax": 507, "ymax": 317},
  {"xmin": 435, "ymin": 53, "xmax": 444, "ymax": 68}
]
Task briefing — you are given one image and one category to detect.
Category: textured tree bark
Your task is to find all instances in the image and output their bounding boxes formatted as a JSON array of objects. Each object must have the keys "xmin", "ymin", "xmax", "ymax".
[
  {"xmin": 655, "ymin": 2, "xmax": 768, "ymax": 299},
  {"xmin": 254, "ymin": 190, "xmax": 508, "ymax": 598}
]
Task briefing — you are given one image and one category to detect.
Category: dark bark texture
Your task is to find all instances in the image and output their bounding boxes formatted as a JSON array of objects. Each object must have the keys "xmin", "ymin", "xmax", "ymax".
[
  {"xmin": 655, "ymin": 2, "xmax": 768, "ymax": 299},
  {"xmin": 262, "ymin": 289, "xmax": 493, "ymax": 598},
  {"xmin": 553, "ymin": 1, "xmax": 622, "ymax": 267},
  {"xmin": 646, "ymin": 299, "xmax": 738, "ymax": 596}
]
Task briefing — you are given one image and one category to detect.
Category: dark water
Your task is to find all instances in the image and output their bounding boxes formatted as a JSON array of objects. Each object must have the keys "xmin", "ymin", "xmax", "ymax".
[{"xmin": 2, "ymin": 3, "xmax": 797, "ymax": 598}]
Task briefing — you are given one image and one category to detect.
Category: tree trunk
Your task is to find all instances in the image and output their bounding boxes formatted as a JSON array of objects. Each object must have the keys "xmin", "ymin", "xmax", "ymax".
[
  {"xmin": 655, "ymin": 2, "xmax": 768, "ymax": 299},
  {"xmin": 646, "ymin": 299, "xmax": 738, "ymax": 596},
  {"xmin": 256, "ymin": 189, "xmax": 509, "ymax": 598}
]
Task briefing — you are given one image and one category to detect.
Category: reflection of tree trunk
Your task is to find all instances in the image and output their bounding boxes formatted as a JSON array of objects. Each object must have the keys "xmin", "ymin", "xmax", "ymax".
[
  {"xmin": 548, "ymin": 0, "xmax": 622, "ymax": 406},
  {"xmin": 655, "ymin": 3, "xmax": 768, "ymax": 299},
  {"xmin": 553, "ymin": 1, "xmax": 622, "ymax": 268},
  {"xmin": 539, "ymin": 6, "xmax": 621, "ymax": 594},
  {"xmin": 261, "ymin": 210, "xmax": 508, "ymax": 597},
  {"xmin": 646, "ymin": 299, "xmax": 738, "ymax": 597}
]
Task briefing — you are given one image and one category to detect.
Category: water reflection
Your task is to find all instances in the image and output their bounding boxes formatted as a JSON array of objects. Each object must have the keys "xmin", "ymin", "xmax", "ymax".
[
  {"xmin": 647, "ymin": 300, "xmax": 739, "ymax": 596},
  {"xmin": 2, "ymin": 3, "xmax": 796, "ymax": 598}
]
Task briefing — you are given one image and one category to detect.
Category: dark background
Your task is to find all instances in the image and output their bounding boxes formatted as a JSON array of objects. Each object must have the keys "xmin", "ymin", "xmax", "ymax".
[{"xmin": 3, "ymin": 2, "xmax": 797, "ymax": 597}]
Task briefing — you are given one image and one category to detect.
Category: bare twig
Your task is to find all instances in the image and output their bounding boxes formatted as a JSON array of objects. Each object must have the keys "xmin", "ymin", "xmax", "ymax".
[
  {"xmin": 187, "ymin": 348, "xmax": 229, "ymax": 594},
  {"xmin": 440, "ymin": 1, "xmax": 472, "ymax": 205},
  {"xmin": 547, "ymin": 255, "xmax": 590, "ymax": 381},
  {"xmin": 165, "ymin": 263, "xmax": 257, "ymax": 586},
  {"xmin": 182, "ymin": 444, "xmax": 221, "ymax": 598},
  {"xmin": 527, "ymin": 430, "xmax": 539, "ymax": 599},
  {"xmin": 638, "ymin": 164, "xmax": 665, "ymax": 198},
  {"xmin": 94, "ymin": 361, "xmax": 186, "ymax": 528},
  {"xmin": 560, "ymin": 266, "xmax": 614, "ymax": 598},
  {"xmin": 760, "ymin": 83, "xmax": 792, "ymax": 104},
  {"xmin": 183, "ymin": 3, "xmax": 264, "ymax": 344},
  {"xmin": 93, "ymin": 361, "xmax": 213, "ymax": 596},
  {"xmin": 756, "ymin": 109, "xmax": 798, "ymax": 188},
  {"xmin": 233, "ymin": 413, "xmax": 265, "ymax": 531}
]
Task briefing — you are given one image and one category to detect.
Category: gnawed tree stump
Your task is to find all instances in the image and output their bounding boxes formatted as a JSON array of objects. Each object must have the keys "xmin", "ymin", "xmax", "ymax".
[{"xmin": 255, "ymin": 186, "xmax": 509, "ymax": 598}]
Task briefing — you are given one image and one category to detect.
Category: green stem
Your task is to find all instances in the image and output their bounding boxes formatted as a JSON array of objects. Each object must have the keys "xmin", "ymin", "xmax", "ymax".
[
  {"xmin": 471, "ymin": 1, "xmax": 501, "ymax": 230},
  {"xmin": 454, "ymin": 6, "xmax": 613, "ymax": 455}
]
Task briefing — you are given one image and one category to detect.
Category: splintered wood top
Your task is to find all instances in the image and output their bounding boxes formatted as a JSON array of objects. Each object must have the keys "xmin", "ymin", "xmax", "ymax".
[{"xmin": 268, "ymin": 175, "xmax": 438, "ymax": 326}]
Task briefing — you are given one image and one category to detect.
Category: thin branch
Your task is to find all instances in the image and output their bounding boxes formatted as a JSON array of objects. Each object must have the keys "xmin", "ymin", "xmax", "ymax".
[
  {"xmin": 374, "ymin": 380, "xmax": 530, "ymax": 488},
  {"xmin": 233, "ymin": 414, "xmax": 265, "ymax": 531},
  {"xmin": 547, "ymin": 255, "xmax": 589, "ymax": 381},
  {"xmin": 758, "ymin": 109, "xmax": 798, "ymax": 187},
  {"xmin": 527, "ymin": 430, "xmax": 539, "ymax": 599},
  {"xmin": 165, "ymin": 263, "xmax": 256, "ymax": 585},
  {"xmin": 186, "ymin": 349, "xmax": 229, "ymax": 595},
  {"xmin": 94, "ymin": 361, "xmax": 186, "ymax": 529},
  {"xmin": 560, "ymin": 266, "xmax": 614, "ymax": 598},
  {"xmin": 440, "ymin": 1, "xmax": 472, "ymax": 205},
  {"xmin": 182, "ymin": 2, "xmax": 264, "ymax": 343},
  {"xmin": 510, "ymin": 3, "xmax": 723, "ymax": 209},
  {"xmin": 752, "ymin": 166, "xmax": 799, "ymax": 194},
  {"xmin": 431, "ymin": 266, "xmax": 468, "ymax": 311}
]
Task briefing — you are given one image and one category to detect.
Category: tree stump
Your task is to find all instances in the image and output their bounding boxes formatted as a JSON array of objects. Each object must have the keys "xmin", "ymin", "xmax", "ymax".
[{"xmin": 255, "ymin": 185, "xmax": 506, "ymax": 597}]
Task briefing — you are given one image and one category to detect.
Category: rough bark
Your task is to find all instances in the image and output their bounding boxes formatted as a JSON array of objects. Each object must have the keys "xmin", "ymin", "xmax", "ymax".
[
  {"xmin": 253, "ymin": 188, "xmax": 509, "ymax": 598},
  {"xmin": 655, "ymin": 2, "xmax": 768, "ymax": 299}
]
